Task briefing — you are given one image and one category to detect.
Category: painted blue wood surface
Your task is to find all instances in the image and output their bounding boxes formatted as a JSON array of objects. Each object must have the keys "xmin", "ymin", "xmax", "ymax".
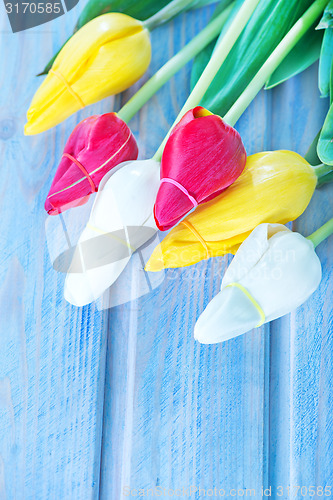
[
  {"xmin": 268, "ymin": 70, "xmax": 333, "ymax": 496},
  {"xmin": 100, "ymin": 16, "xmax": 333, "ymax": 500},
  {"xmin": 0, "ymin": 2, "xmax": 332, "ymax": 500},
  {"xmin": 100, "ymin": 9, "xmax": 270, "ymax": 497},
  {"xmin": 0, "ymin": 3, "xmax": 110, "ymax": 498}
]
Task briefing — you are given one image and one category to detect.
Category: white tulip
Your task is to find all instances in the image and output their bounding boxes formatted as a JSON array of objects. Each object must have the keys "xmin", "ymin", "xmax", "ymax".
[
  {"xmin": 64, "ymin": 159, "xmax": 160, "ymax": 306},
  {"xmin": 194, "ymin": 223, "xmax": 322, "ymax": 344}
]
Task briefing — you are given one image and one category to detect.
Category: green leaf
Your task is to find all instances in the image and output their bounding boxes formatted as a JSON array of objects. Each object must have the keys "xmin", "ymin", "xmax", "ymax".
[
  {"xmin": 191, "ymin": 0, "xmax": 220, "ymax": 7},
  {"xmin": 191, "ymin": 0, "xmax": 315, "ymax": 117},
  {"xmin": 190, "ymin": 0, "xmax": 241, "ymax": 89},
  {"xmin": 316, "ymin": 169, "xmax": 333, "ymax": 187},
  {"xmin": 318, "ymin": 101, "xmax": 333, "ymax": 165},
  {"xmin": 305, "ymin": 129, "xmax": 321, "ymax": 165},
  {"xmin": 319, "ymin": 28, "xmax": 333, "ymax": 97},
  {"xmin": 330, "ymin": 57, "xmax": 333, "ymax": 105},
  {"xmin": 76, "ymin": 0, "xmax": 218, "ymax": 30},
  {"xmin": 76, "ymin": 0, "xmax": 172, "ymax": 31},
  {"xmin": 316, "ymin": 0, "xmax": 333, "ymax": 29},
  {"xmin": 265, "ymin": 27, "xmax": 323, "ymax": 90},
  {"xmin": 190, "ymin": 39, "xmax": 216, "ymax": 89}
]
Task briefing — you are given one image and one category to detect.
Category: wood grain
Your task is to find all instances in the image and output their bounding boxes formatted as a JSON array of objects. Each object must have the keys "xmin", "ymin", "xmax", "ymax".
[
  {"xmin": 268, "ymin": 67, "xmax": 333, "ymax": 496},
  {"xmin": 0, "ymin": 3, "xmax": 111, "ymax": 498},
  {"xmin": 100, "ymin": 8, "xmax": 271, "ymax": 498},
  {"xmin": 100, "ymin": 13, "xmax": 332, "ymax": 500},
  {"xmin": 0, "ymin": 3, "xmax": 332, "ymax": 500}
]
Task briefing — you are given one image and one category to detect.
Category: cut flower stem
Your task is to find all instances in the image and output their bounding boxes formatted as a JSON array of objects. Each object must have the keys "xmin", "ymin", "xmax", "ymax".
[
  {"xmin": 223, "ymin": 0, "xmax": 329, "ymax": 125},
  {"xmin": 55, "ymin": 1, "xmax": 332, "ymax": 203},
  {"xmin": 153, "ymin": 0, "xmax": 328, "ymax": 162},
  {"xmin": 117, "ymin": 3, "xmax": 235, "ymax": 123},
  {"xmin": 313, "ymin": 163, "xmax": 333, "ymax": 186},
  {"xmin": 144, "ymin": 0, "xmax": 199, "ymax": 31},
  {"xmin": 153, "ymin": 0, "xmax": 261, "ymax": 161},
  {"xmin": 307, "ymin": 217, "xmax": 333, "ymax": 248}
]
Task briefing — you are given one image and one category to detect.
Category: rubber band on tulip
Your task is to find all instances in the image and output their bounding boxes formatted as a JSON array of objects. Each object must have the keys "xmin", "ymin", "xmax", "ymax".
[
  {"xmin": 47, "ymin": 129, "xmax": 133, "ymax": 198},
  {"xmin": 160, "ymin": 178, "xmax": 198, "ymax": 207},
  {"xmin": 62, "ymin": 153, "xmax": 98, "ymax": 193},
  {"xmin": 181, "ymin": 220, "xmax": 210, "ymax": 259},
  {"xmin": 224, "ymin": 282, "xmax": 265, "ymax": 327},
  {"xmin": 86, "ymin": 222, "xmax": 137, "ymax": 252},
  {"xmin": 49, "ymin": 69, "xmax": 85, "ymax": 108}
]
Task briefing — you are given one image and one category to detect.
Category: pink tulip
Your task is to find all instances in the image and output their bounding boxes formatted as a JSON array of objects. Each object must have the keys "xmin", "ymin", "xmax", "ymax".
[
  {"xmin": 45, "ymin": 113, "xmax": 138, "ymax": 215},
  {"xmin": 154, "ymin": 106, "xmax": 246, "ymax": 231}
]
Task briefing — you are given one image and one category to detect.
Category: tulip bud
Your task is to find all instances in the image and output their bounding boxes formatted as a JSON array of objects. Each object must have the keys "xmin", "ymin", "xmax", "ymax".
[
  {"xmin": 25, "ymin": 13, "xmax": 151, "ymax": 135},
  {"xmin": 64, "ymin": 159, "xmax": 160, "ymax": 306},
  {"xmin": 154, "ymin": 106, "xmax": 246, "ymax": 231},
  {"xmin": 45, "ymin": 113, "xmax": 138, "ymax": 215},
  {"xmin": 145, "ymin": 151, "xmax": 317, "ymax": 271},
  {"xmin": 194, "ymin": 223, "xmax": 322, "ymax": 343}
]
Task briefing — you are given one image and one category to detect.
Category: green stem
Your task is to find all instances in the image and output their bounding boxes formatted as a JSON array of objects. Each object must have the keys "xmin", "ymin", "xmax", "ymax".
[
  {"xmin": 307, "ymin": 217, "xmax": 333, "ymax": 248},
  {"xmin": 118, "ymin": 3, "xmax": 235, "ymax": 124},
  {"xmin": 312, "ymin": 163, "xmax": 333, "ymax": 187},
  {"xmin": 223, "ymin": 0, "xmax": 328, "ymax": 126},
  {"xmin": 316, "ymin": 171, "xmax": 333, "ymax": 187},
  {"xmin": 152, "ymin": 0, "xmax": 261, "ymax": 161},
  {"xmin": 313, "ymin": 162, "xmax": 333, "ymax": 181},
  {"xmin": 144, "ymin": 0, "xmax": 196, "ymax": 31}
]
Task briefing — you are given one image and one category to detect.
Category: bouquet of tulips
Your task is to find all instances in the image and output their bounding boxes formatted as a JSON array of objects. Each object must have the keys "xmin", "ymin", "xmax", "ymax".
[{"xmin": 26, "ymin": 0, "xmax": 333, "ymax": 342}]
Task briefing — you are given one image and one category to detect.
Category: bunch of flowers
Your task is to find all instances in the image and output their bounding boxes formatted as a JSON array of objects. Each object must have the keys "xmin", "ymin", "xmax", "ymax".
[{"xmin": 27, "ymin": 0, "xmax": 333, "ymax": 341}]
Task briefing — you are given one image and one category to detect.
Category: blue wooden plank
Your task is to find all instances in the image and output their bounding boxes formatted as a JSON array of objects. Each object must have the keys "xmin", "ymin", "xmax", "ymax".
[
  {"xmin": 0, "ymin": 4, "xmax": 111, "ymax": 498},
  {"xmin": 268, "ymin": 66, "xmax": 333, "ymax": 495},
  {"xmin": 100, "ymin": 19, "xmax": 333, "ymax": 500},
  {"xmin": 101, "ymin": 262, "xmax": 269, "ymax": 498},
  {"xmin": 1, "ymin": 3, "xmax": 332, "ymax": 499},
  {"xmin": 99, "ymin": 9, "xmax": 271, "ymax": 498}
]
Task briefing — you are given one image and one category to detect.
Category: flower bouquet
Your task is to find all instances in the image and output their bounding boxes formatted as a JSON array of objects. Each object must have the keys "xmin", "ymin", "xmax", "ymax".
[{"xmin": 26, "ymin": 0, "xmax": 333, "ymax": 339}]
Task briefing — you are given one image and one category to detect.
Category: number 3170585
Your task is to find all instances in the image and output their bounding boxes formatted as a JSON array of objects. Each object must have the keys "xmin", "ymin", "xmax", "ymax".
[{"xmin": 5, "ymin": 2, "xmax": 61, "ymax": 14}]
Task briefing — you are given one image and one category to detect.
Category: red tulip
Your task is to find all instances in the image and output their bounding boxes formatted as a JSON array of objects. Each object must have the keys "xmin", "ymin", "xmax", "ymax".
[
  {"xmin": 154, "ymin": 106, "xmax": 246, "ymax": 231},
  {"xmin": 45, "ymin": 113, "xmax": 138, "ymax": 215}
]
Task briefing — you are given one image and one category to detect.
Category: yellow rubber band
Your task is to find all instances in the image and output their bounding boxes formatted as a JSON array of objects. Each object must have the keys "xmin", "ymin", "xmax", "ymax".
[
  {"xmin": 181, "ymin": 220, "xmax": 210, "ymax": 259},
  {"xmin": 86, "ymin": 222, "xmax": 136, "ymax": 253},
  {"xmin": 50, "ymin": 69, "xmax": 85, "ymax": 108},
  {"xmin": 224, "ymin": 282, "xmax": 266, "ymax": 327}
]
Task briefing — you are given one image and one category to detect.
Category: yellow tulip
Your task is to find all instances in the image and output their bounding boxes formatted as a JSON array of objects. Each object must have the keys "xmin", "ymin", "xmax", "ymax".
[
  {"xmin": 25, "ymin": 13, "xmax": 151, "ymax": 135},
  {"xmin": 145, "ymin": 151, "xmax": 317, "ymax": 271}
]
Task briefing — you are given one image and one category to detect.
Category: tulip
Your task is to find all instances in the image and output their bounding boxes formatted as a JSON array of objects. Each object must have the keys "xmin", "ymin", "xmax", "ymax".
[
  {"xmin": 145, "ymin": 151, "xmax": 317, "ymax": 271},
  {"xmin": 45, "ymin": 113, "xmax": 138, "ymax": 215},
  {"xmin": 24, "ymin": 13, "xmax": 151, "ymax": 135},
  {"xmin": 154, "ymin": 106, "xmax": 246, "ymax": 231},
  {"xmin": 64, "ymin": 159, "xmax": 160, "ymax": 306},
  {"xmin": 194, "ymin": 223, "xmax": 322, "ymax": 343}
]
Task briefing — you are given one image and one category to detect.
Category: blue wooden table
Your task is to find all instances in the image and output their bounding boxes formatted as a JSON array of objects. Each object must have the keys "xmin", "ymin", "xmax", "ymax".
[{"xmin": 0, "ymin": 2, "xmax": 332, "ymax": 499}]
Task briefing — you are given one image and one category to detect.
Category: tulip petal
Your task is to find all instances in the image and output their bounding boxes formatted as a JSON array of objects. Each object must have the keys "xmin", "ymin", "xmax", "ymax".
[
  {"xmin": 222, "ymin": 223, "xmax": 289, "ymax": 285},
  {"xmin": 195, "ymin": 223, "xmax": 322, "ymax": 344},
  {"xmin": 154, "ymin": 106, "xmax": 246, "ymax": 230},
  {"xmin": 194, "ymin": 285, "xmax": 261, "ymax": 343},
  {"xmin": 238, "ymin": 230, "xmax": 322, "ymax": 324},
  {"xmin": 45, "ymin": 113, "xmax": 138, "ymax": 215},
  {"xmin": 64, "ymin": 225, "xmax": 130, "ymax": 307},
  {"xmin": 64, "ymin": 159, "xmax": 160, "ymax": 306},
  {"xmin": 25, "ymin": 13, "xmax": 151, "ymax": 134},
  {"xmin": 146, "ymin": 151, "xmax": 317, "ymax": 270}
]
